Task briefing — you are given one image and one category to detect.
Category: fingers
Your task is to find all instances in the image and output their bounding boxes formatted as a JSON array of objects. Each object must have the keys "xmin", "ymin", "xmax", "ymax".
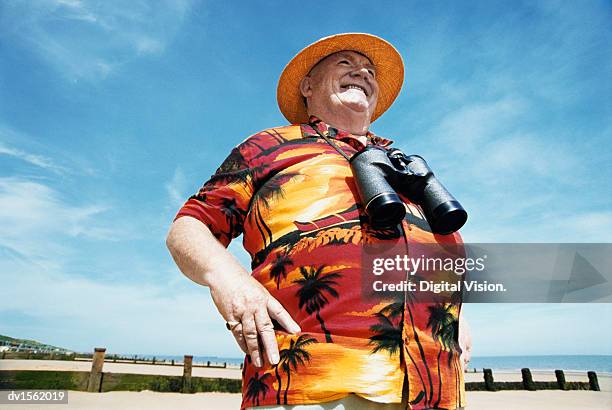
[
  {"xmin": 222, "ymin": 285, "xmax": 300, "ymax": 369},
  {"xmin": 460, "ymin": 346, "xmax": 471, "ymax": 371},
  {"xmin": 462, "ymin": 355, "xmax": 470, "ymax": 371},
  {"xmin": 241, "ymin": 315, "xmax": 263, "ymax": 368},
  {"xmin": 254, "ymin": 309, "xmax": 279, "ymax": 365},
  {"xmin": 267, "ymin": 297, "xmax": 301, "ymax": 334},
  {"xmin": 230, "ymin": 324, "xmax": 248, "ymax": 354},
  {"xmin": 464, "ymin": 349, "xmax": 471, "ymax": 366}
]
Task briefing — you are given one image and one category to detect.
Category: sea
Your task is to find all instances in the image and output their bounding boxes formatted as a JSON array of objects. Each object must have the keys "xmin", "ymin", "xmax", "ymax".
[
  {"xmin": 124, "ymin": 354, "xmax": 244, "ymax": 367},
  {"xmin": 127, "ymin": 354, "xmax": 611, "ymax": 374},
  {"xmin": 468, "ymin": 355, "xmax": 612, "ymax": 374}
]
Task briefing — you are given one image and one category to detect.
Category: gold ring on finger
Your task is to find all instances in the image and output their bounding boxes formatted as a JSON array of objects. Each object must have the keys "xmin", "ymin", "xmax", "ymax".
[{"xmin": 226, "ymin": 321, "xmax": 241, "ymax": 331}]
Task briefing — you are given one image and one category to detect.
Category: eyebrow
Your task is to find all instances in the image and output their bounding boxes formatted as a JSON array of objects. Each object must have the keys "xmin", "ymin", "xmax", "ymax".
[{"xmin": 336, "ymin": 52, "xmax": 376, "ymax": 71}]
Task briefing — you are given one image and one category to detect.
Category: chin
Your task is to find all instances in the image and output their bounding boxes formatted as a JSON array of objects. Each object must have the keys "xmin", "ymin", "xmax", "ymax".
[{"xmin": 338, "ymin": 99, "xmax": 370, "ymax": 113}]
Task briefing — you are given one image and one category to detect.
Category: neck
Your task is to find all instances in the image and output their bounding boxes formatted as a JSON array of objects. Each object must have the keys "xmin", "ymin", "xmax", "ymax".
[{"xmin": 308, "ymin": 108, "xmax": 371, "ymax": 136}]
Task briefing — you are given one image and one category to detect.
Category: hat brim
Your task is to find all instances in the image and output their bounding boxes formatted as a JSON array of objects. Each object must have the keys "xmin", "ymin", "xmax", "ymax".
[{"xmin": 277, "ymin": 33, "xmax": 404, "ymax": 124}]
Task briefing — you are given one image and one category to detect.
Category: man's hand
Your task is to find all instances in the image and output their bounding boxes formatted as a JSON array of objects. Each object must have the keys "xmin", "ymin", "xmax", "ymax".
[
  {"xmin": 459, "ymin": 311, "xmax": 472, "ymax": 371},
  {"xmin": 209, "ymin": 273, "xmax": 301, "ymax": 368},
  {"xmin": 166, "ymin": 216, "xmax": 300, "ymax": 369}
]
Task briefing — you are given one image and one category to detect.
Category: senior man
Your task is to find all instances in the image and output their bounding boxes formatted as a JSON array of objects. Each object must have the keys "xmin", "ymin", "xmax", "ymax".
[{"xmin": 167, "ymin": 33, "xmax": 469, "ymax": 410}]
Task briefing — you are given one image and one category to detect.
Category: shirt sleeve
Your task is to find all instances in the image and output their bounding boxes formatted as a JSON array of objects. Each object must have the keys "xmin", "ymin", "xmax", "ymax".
[{"xmin": 174, "ymin": 144, "xmax": 256, "ymax": 247}]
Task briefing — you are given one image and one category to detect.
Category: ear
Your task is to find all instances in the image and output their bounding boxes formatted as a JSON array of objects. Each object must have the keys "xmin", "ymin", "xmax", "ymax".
[{"xmin": 299, "ymin": 76, "xmax": 313, "ymax": 98}]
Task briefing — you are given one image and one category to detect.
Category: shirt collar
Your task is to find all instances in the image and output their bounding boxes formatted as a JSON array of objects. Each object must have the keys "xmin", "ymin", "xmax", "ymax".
[{"xmin": 301, "ymin": 115, "xmax": 394, "ymax": 147}]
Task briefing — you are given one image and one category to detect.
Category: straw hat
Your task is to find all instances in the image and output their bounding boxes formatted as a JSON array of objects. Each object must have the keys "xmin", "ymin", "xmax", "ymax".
[{"xmin": 277, "ymin": 33, "xmax": 404, "ymax": 124}]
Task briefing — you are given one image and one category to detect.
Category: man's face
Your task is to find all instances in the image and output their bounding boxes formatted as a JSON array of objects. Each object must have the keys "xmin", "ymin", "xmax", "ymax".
[{"xmin": 300, "ymin": 51, "xmax": 379, "ymax": 119}]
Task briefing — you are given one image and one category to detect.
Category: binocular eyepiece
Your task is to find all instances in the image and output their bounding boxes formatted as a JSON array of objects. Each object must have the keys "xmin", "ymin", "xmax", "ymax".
[{"xmin": 349, "ymin": 146, "xmax": 467, "ymax": 235}]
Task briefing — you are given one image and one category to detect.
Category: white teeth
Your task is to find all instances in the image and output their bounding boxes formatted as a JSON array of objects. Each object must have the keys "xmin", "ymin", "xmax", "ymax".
[{"xmin": 346, "ymin": 85, "xmax": 366, "ymax": 95}]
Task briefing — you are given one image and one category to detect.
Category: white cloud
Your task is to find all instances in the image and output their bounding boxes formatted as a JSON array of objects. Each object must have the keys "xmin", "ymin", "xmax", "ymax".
[
  {"xmin": 561, "ymin": 212, "xmax": 612, "ymax": 242},
  {"xmin": 464, "ymin": 212, "xmax": 612, "ymax": 243},
  {"xmin": 165, "ymin": 166, "xmax": 188, "ymax": 209},
  {"xmin": 0, "ymin": 177, "xmax": 119, "ymax": 261},
  {"xmin": 0, "ymin": 142, "xmax": 67, "ymax": 174},
  {"xmin": 0, "ymin": 0, "xmax": 196, "ymax": 81},
  {"xmin": 414, "ymin": 91, "xmax": 611, "ymax": 243},
  {"xmin": 0, "ymin": 123, "xmax": 97, "ymax": 177},
  {"xmin": 134, "ymin": 36, "xmax": 164, "ymax": 55},
  {"xmin": 464, "ymin": 303, "xmax": 612, "ymax": 356},
  {"xmin": 0, "ymin": 173, "xmax": 235, "ymax": 356},
  {"xmin": 432, "ymin": 97, "xmax": 528, "ymax": 152},
  {"xmin": 0, "ymin": 255, "xmax": 240, "ymax": 357}
]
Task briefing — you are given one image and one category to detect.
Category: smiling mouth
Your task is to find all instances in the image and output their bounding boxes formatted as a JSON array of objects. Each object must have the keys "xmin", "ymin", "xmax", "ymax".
[{"xmin": 341, "ymin": 84, "xmax": 368, "ymax": 96}]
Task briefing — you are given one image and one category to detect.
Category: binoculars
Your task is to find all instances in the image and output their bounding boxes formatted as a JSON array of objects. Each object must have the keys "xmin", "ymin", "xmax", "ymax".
[{"xmin": 350, "ymin": 146, "xmax": 467, "ymax": 235}]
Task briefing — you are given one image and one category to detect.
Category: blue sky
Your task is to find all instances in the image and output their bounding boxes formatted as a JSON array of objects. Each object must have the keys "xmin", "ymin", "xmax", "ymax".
[{"xmin": 0, "ymin": 0, "xmax": 610, "ymax": 358}]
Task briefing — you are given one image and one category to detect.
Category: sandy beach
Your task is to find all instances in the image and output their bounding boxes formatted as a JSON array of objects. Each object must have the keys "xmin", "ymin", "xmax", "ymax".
[
  {"xmin": 2, "ymin": 360, "xmax": 609, "ymax": 388},
  {"xmin": 1, "ymin": 360, "xmax": 611, "ymax": 409},
  {"xmin": 2, "ymin": 390, "xmax": 610, "ymax": 410}
]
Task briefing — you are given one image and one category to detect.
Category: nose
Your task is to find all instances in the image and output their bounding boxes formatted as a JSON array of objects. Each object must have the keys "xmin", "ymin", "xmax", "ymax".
[{"xmin": 350, "ymin": 66, "xmax": 374, "ymax": 82}]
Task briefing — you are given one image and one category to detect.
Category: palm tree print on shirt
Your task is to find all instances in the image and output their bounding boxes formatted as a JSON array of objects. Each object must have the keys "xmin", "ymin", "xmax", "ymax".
[
  {"xmin": 427, "ymin": 303, "xmax": 460, "ymax": 408},
  {"xmin": 293, "ymin": 265, "xmax": 341, "ymax": 343},
  {"xmin": 245, "ymin": 371, "xmax": 272, "ymax": 406},
  {"xmin": 249, "ymin": 172, "xmax": 300, "ymax": 248},
  {"xmin": 269, "ymin": 249, "xmax": 294, "ymax": 289},
  {"xmin": 220, "ymin": 197, "xmax": 245, "ymax": 236},
  {"xmin": 176, "ymin": 122, "xmax": 465, "ymax": 409},
  {"xmin": 404, "ymin": 299, "xmax": 435, "ymax": 408},
  {"xmin": 368, "ymin": 301, "xmax": 403, "ymax": 356},
  {"xmin": 209, "ymin": 160, "xmax": 267, "ymax": 190},
  {"xmin": 273, "ymin": 334, "xmax": 318, "ymax": 405},
  {"xmin": 368, "ymin": 302, "xmax": 427, "ymax": 407}
]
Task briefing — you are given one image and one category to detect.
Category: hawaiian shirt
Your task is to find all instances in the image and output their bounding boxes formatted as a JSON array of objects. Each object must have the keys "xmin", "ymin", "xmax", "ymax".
[{"xmin": 175, "ymin": 117, "xmax": 466, "ymax": 410}]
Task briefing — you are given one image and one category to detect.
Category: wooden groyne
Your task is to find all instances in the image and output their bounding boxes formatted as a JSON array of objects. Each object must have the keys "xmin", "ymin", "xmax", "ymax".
[
  {"xmin": 0, "ymin": 348, "xmax": 241, "ymax": 394},
  {"xmin": 468, "ymin": 368, "xmax": 601, "ymax": 392},
  {"xmin": 0, "ymin": 348, "xmax": 605, "ymax": 394},
  {"xmin": 1, "ymin": 350, "xmax": 242, "ymax": 369}
]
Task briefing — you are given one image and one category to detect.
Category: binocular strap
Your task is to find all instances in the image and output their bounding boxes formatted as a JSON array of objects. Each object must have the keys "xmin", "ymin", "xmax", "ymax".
[{"xmin": 308, "ymin": 122, "xmax": 353, "ymax": 162}]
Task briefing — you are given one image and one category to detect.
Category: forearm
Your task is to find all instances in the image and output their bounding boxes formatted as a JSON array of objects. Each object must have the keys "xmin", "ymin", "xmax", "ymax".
[
  {"xmin": 166, "ymin": 216, "xmax": 248, "ymax": 288},
  {"xmin": 459, "ymin": 308, "xmax": 472, "ymax": 369}
]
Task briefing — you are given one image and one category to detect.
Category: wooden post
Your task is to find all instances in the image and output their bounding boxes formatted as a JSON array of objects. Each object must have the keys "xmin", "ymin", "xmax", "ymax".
[
  {"xmin": 588, "ymin": 371, "xmax": 600, "ymax": 391},
  {"xmin": 521, "ymin": 368, "xmax": 536, "ymax": 391},
  {"xmin": 555, "ymin": 370, "xmax": 567, "ymax": 390},
  {"xmin": 182, "ymin": 355, "xmax": 193, "ymax": 393},
  {"xmin": 483, "ymin": 368, "xmax": 496, "ymax": 391},
  {"xmin": 87, "ymin": 347, "xmax": 106, "ymax": 392}
]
